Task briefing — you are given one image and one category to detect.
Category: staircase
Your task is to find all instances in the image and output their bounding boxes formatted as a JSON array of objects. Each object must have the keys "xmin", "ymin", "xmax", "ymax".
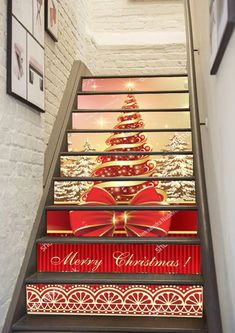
[
  {"xmin": 3, "ymin": 3, "xmax": 222, "ymax": 333},
  {"xmin": 3, "ymin": 72, "xmax": 218, "ymax": 333}
]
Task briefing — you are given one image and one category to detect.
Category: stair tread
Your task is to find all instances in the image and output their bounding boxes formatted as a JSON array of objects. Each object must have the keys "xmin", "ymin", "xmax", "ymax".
[
  {"xmin": 60, "ymin": 151, "xmax": 193, "ymax": 156},
  {"xmin": 82, "ymin": 74, "xmax": 188, "ymax": 78},
  {"xmin": 53, "ymin": 176, "xmax": 195, "ymax": 181},
  {"xmin": 25, "ymin": 272, "xmax": 203, "ymax": 285},
  {"xmin": 72, "ymin": 108, "xmax": 190, "ymax": 113},
  {"xmin": 77, "ymin": 90, "xmax": 189, "ymax": 95},
  {"xmin": 67, "ymin": 128, "xmax": 192, "ymax": 133},
  {"xmin": 13, "ymin": 315, "xmax": 207, "ymax": 332},
  {"xmin": 46, "ymin": 205, "xmax": 197, "ymax": 211},
  {"xmin": 37, "ymin": 236, "xmax": 200, "ymax": 245}
]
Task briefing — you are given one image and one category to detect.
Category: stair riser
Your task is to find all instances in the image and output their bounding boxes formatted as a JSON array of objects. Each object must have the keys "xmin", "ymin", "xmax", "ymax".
[
  {"xmin": 60, "ymin": 156, "xmax": 194, "ymax": 179},
  {"xmin": 37, "ymin": 243, "xmax": 201, "ymax": 274},
  {"xmin": 82, "ymin": 76, "xmax": 188, "ymax": 92},
  {"xmin": 46, "ymin": 210, "xmax": 198, "ymax": 236},
  {"xmin": 66, "ymin": 133, "xmax": 192, "ymax": 153},
  {"xmin": 77, "ymin": 94, "xmax": 189, "ymax": 110},
  {"xmin": 26, "ymin": 284, "xmax": 203, "ymax": 318},
  {"xmin": 54, "ymin": 180, "xmax": 195, "ymax": 205},
  {"xmin": 72, "ymin": 112, "xmax": 191, "ymax": 131}
]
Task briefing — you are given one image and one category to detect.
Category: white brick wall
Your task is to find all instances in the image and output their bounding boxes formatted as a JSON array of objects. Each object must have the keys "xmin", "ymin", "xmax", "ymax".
[
  {"xmin": 0, "ymin": 0, "xmax": 186, "ymax": 329},
  {"xmin": 44, "ymin": 0, "xmax": 89, "ymax": 146},
  {"xmin": 86, "ymin": 0, "xmax": 186, "ymax": 75},
  {"xmin": 0, "ymin": 0, "xmax": 89, "ymax": 329}
]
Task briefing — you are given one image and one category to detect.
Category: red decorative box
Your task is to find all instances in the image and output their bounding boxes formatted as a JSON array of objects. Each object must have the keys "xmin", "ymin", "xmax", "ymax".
[
  {"xmin": 37, "ymin": 243, "xmax": 200, "ymax": 274},
  {"xmin": 26, "ymin": 284, "xmax": 203, "ymax": 318}
]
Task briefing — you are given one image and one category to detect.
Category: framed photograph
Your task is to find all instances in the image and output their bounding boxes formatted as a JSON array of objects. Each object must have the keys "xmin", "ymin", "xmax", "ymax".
[
  {"xmin": 7, "ymin": 0, "xmax": 45, "ymax": 112},
  {"xmin": 210, "ymin": 0, "xmax": 235, "ymax": 74},
  {"xmin": 45, "ymin": 0, "xmax": 59, "ymax": 41}
]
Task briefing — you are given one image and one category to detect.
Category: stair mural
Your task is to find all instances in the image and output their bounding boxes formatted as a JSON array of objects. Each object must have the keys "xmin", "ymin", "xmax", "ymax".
[
  {"xmin": 27, "ymin": 75, "xmax": 203, "ymax": 319},
  {"xmin": 7, "ymin": 72, "xmax": 218, "ymax": 333}
]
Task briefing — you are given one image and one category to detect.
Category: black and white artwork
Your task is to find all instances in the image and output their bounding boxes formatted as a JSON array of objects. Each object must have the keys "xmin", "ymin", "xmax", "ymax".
[
  {"xmin": 27, "ymin": 34, "xmax": 44, "ymax": 110},
  {"xmin": 210, "ymin": 0, "xmax": 235, "ymax": 74},
  {"xmin": 11, "ymin": 16, "xmax": 27, "ymax": 99},
  {"xmin": 8, "ymin": 0, "xmax": 45, "ymax": 112},
  {"xmin": 12, "ymin": 0, "xmax": 33, "ymax": 33},
  {"xmin": 33, "ymin": 0, "xmax": 45, "ymax": 46},
  {"xmin": 46, "ymin": 0, "xmax": 59, "ymax": 41}
]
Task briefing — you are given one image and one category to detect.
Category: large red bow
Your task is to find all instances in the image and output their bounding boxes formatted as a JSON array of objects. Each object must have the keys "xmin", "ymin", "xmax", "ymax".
[{"xmin": 70, "ymin": 187, "xmax": 172, "ymax": 237}]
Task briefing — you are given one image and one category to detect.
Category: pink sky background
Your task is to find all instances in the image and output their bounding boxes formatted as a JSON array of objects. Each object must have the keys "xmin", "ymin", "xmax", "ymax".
[
  {"xmin": 77, "ymin": 93, "xmax": 189, "ymax": 110},
  {"xmin": 82, "ymin": 77, "xmax": 188, "ymax": 92},
  {"xmin": 74, "ymin": 91, "xmax": 191, "ymax": 152}
]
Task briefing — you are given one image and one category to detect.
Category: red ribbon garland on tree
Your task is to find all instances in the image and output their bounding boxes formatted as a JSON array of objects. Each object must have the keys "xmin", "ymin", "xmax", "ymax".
[{"xmin": 70, "ymin": 186, "xmax": 172, "ymax": 237}]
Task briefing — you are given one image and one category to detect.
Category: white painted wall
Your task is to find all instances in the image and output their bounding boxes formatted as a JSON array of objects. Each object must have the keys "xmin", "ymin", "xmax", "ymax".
[
  {"xmin": 86, "ymin": 0, "xmax": 187, "ymax": 75},
  {"xmin": 190, "ymin": 0, "xmax": 235, "ymax": 332}
]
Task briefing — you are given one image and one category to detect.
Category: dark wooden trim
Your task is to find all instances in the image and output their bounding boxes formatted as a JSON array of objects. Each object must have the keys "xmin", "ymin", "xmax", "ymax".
[
  {"xmin": 77, "ymin": 90, "xmax": 189, "ymax": 95},
  {"xmin": 37, "ymin": 236, "xmax": 200, "ymax": 245},
  {"xmin": 67, "ymin": 128, "xmax": 192, "ymax": 133},
  {"xmin": 2, "ymin": 60, "xmax": 91, "ymax": 333},
  {"xmin": 184, "ymin": 1, "xmax": 222, "ymax": 332},
  {"xmin": 72, "ymin": 108, "xmax": 190, "ymax": 113},
  {"xmin": 53, "ymin": 176, "xmax": 195, "ymax": 182},
  {"xmin": 60, "ymin": 151, "xmax": 193, "ymax": 156},
  {"xmin": 82, "ymin": 74, "xmax": 188, "ymax": 79},
  {"xmin": 12, "ymin": 314, "xmax": 207, "ymax": 333},
  {"xmin": 25, "ymin": 272, "xmax": 203, "ymax": 285},
  {"xmin": 46, "ymin": 205, "xmax": 198, "ymax": 211}
]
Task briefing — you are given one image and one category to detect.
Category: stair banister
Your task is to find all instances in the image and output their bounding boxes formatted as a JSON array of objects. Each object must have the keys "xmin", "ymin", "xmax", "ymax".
[{"xmin": 184, "ymin": 1, "xmax": 222, "ymax": 332}]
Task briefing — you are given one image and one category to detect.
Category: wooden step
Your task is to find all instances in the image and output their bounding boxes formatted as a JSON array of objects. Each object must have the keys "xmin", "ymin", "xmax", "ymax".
[
  {"xmin": 53, "ymin": 176, "xmax": 196, "ymax": 182},
  {"xmin": 67, "ymin": 128, "xmax": 192, "ymax": 133},
  {"xmin": 82, "ymin": 74, "xmax": 188, "ymax": 78},
  {"xmin": 13, "ymin": 314, "xmax": 207, "ymax": 333},
  {"xmin": 46, "ymin": 204, "xmax": 198, "ymax": 211},
  {"xmin": 25, "ymin": 272, "xmax": 203, "ymax": 285},
  {"xmin": 37, "ymin": 236, "xmax": 200, "ymax": 244},
  {"xmin": 77, "ymin": 90, "xmax": 189, "ymax": 95},
  {"xmin": 72, "ymin": 108, "xmax": 190, "ymax": 113},
  {"xmin": 60, "ymin": 151, "xmax": 194, "ymax": 156}
]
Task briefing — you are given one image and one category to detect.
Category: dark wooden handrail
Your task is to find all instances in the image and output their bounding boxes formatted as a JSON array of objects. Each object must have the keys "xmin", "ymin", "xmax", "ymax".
[
  {"xmin": 2, "ymin": 60, "xmax": 91, "ymax": 333},
  {"xmin": 184, "ymin": 1, "xmax": 222, "ymax": 332}
]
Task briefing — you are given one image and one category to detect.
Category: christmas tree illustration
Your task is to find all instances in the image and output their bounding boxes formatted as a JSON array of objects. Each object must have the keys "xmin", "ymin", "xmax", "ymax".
[
  {"xmin": 70, "ymin": 94, "xmax": 172, "ymax": 237},
  {"xmin": 55, "ymin": 141, "xmax": 97, "ymax": 203},
  {"xmin": 61, "ymin": 141, "xmax": 97, "ymax": 177},
  {"xmin": 157, "ymin": 134, "xmax": 195, "ymax": 202},
  {"xmin": 87, "ymin": 93, "xmax": 161, "ymax": 204}
]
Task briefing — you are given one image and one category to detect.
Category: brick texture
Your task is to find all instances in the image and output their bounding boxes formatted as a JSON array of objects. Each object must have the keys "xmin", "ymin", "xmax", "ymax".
[
  {"xmin": 86, "ymin": 0, "xmax": 186, "ymax": 75},
  {"xmin": 0, "ymin": 0, "xmax": 88, "ymax": 329}
]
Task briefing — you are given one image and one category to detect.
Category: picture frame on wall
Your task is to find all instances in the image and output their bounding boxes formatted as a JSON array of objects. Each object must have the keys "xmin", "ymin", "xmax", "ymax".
[
  {"xmin": 210, "ymin": 0, "xmax": 235, "ymax": 74},
  {"xmin": 45, "ymin": 0, "xmax": 59, "ymax": 41},
  {"xmin": 33, "ymin": 0, "xmax": 45, "ymax": 46},
  {"xmin": 7, "ymin": 0, "xmax": 45, "ymax": 113}
]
